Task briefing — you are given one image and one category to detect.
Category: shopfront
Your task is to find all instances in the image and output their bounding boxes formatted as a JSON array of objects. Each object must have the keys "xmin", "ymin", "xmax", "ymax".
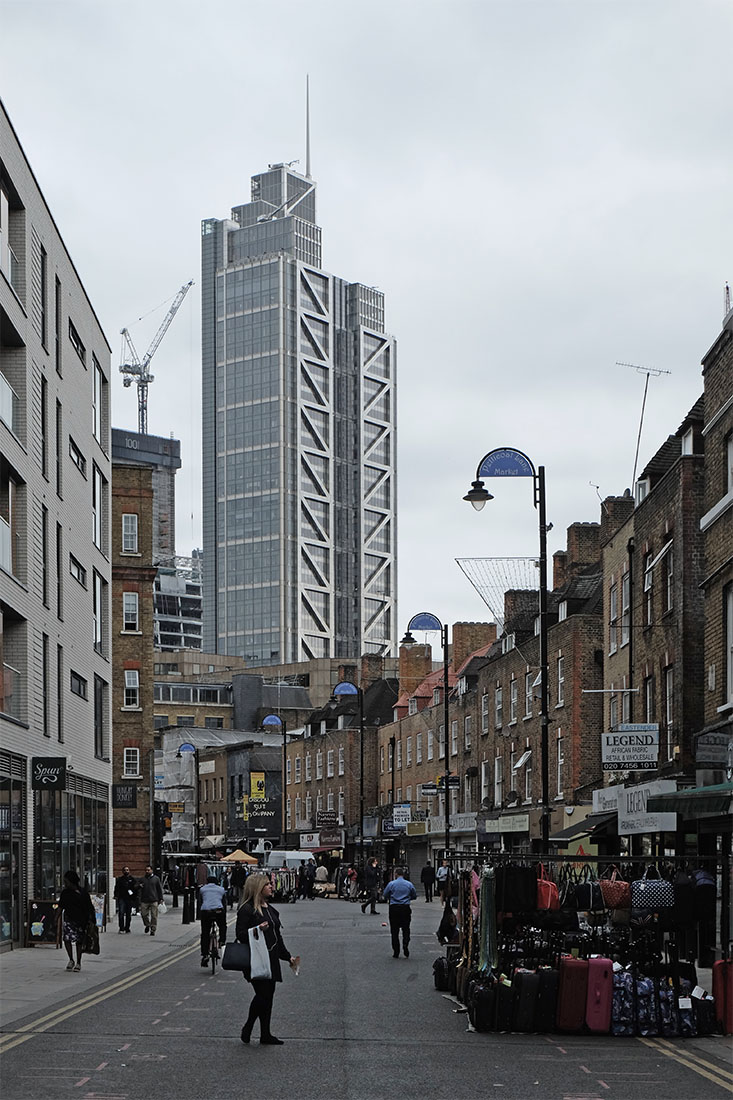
[
  {"xmin": 32, "ymin": 758, "xmax": 109, "ymax": 899},
  {"xmin": 0, "ymin": 751, "xmax": 26, "ymax": 948}
]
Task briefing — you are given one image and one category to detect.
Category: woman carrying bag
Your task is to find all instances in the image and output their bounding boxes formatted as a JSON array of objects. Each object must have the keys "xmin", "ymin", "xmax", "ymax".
[{"xmin": 236, "ymin": 873, "xmax": 296, "ymax": 1045}]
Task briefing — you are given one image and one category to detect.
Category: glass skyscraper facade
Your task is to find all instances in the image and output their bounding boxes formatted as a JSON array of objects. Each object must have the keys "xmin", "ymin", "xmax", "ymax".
[{"xmin": 201, "ymin": 164, "xmax": 396, "ymax": 665}]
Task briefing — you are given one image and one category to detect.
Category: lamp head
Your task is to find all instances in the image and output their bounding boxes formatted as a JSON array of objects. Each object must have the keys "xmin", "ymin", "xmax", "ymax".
[
  {"xmin": 463, "ymin": 479, "xmax": 494, "ymax": 511},
  {"xmin": 400, "ymin": 629, "xmax": 417, "ymax": 646}
]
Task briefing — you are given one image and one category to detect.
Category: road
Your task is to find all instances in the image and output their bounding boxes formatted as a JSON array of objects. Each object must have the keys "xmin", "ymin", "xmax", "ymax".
[{"xmin": 1, "ymin": 898, "xmax": 731, "ymax": 1100}]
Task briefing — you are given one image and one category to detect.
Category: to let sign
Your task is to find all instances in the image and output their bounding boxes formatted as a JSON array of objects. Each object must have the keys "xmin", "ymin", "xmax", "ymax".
[
  {"xmin": 602, "ymin": 725, "xmax": 659, "ymax": 771},
  {"xmin": 31, "ymin": 757, "xmax": 66, "ymax": 791}
]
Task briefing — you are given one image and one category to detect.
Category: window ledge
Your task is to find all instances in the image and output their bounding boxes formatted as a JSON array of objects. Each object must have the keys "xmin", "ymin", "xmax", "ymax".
[
  {"xmin": 121, "ymin": 774, "xmax": 143, "ymax": 780},
  {"xmin": 508, "ymin": 720, "xmax": 517, "ymax": 728},
  {"xmin": 523, "ymin": 714, "xmax": 533, "ymax": 722},
  {"xmin": 120, "ymin": 706, "xmax": 142, "ymax": 712},
  {"xmin": 120, "ymin": 629, "xmax": 143, "ymax": 636},
  {"xmin": 120, "ymin": 551, "xmax": 142, "ymax": 557},
  {"xmin": 716, "ymin": 701, "xmax": 733, "ymax": 714},
  {"xmin": 555, "ymin": 702, "xmax": 565, "ymax": 710}
]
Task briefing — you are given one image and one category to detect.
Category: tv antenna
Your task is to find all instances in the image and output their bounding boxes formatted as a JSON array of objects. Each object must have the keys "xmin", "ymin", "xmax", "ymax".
[
  {"xmin": 616, "ymin": 361, "xmax": 672, "ymax": 490},
  {"xmin": 725, "ymin": 282, "xmax": 731, "ymax": 316}
]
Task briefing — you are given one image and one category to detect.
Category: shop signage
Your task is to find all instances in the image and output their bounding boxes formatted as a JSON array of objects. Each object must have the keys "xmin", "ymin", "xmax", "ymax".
[
  {"xmin": 597, "ymin": 780, "xmax": 678, "ymax": 835},
  {"xmin": 695, "ymin": 731, "xmax": 733, "ymax": 766},
  {"xmin": 393, "ymin": 803, "xmax": 412, "ymax": 827},
  {"xmin": 155, "ymin": 773, "xmax": 165, "ymax": 790},
  {"xmin": 498, "ymin": 813, "xmax": 530, "ymax": 834},
  {"xmin": 602, "ymin": 724, "xmax": 659, "ymax": 771},
  {"xmin": 319, "ymin": 827, "xmax": 343, "ymax": 847},
  {"xmin": 316, "ymin": 810, "xmax": 337, "ymax": 827},
  {"xmin": 420, "ymin": 783, "xmax": 439, "ymax": 796},
  {"xmin": 112, "ymin": 784, "xmax": 137, "ymax": 809},
  {"xmin": 31, "ymin": 757, "xmax": 66, "ymax": 791},
  {"xmin": 406, "ymin": 821, "xmax": 427, "ymax": 836},
  {"xmin": 300, "ymin": 832, "xmax": 319, "ymax": 848},
  {"xmin": 382, "ymin": 819, "xmax": 402, "ymax": 835},
  {"xmin": 168, "ymin": 802, "xmax": 185, "ymax": 813},
  {"xmin": 250, "ymin": 772, "xmax": 265, "ymax": 799},
  {"xmin": 428, "ymin": 813, "xmax": 477, "ymax": 834},
  {"xmin": 248, "ymin": 797, "xmax": 277, "ymax": 831},
  {"xmin": 198, "ymin": 758, "xmax": 215, "ymax": 775}
]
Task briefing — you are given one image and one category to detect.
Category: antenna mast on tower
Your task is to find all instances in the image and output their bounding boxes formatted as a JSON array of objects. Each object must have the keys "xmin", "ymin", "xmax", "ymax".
[
  {"xmin": 305, "ymin": 74, "xmax": 311, "ymax": 178},
  {"xmin": 616, "ymin": 361, "xmax": 672, "ymax": 490}
]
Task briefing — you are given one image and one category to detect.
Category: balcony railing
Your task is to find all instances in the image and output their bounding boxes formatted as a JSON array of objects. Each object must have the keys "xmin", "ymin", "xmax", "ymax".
[
  {"xmin": 2, "ymin": 663, "xmax": 21, "ymax": 720},
  {"xmin": 0, "ymin": 372, "xmax": 19, "ymax": 434},
  {"xmin": 0, "ymin": 516, "xmax": 11, "ymax": 573}
]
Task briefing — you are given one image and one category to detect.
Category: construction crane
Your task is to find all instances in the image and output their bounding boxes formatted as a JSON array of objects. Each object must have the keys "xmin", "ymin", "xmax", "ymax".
[{"xmin": 119, "ymin": 280, "xmax": 193, "ymax": 434}]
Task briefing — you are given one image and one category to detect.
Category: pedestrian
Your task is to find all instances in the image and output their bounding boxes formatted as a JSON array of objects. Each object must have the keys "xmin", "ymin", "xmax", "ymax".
[
  {"xmin": 169, "ymin": 861, "xmax": 181, "ymax": 909},
  {"xmin": 199, "ymin": 875, "xmax": 227, "ymax": 967},
  {"xmin": 58, "ymin": 870, "xmax": 95, "ymax": 971},
  {"xmin": 346, "ymin": 864, "xmax": 358, "ymax": 901},
  {"xmin": 314, "ymin": 862, "xmax": 329, "ymax": 884},
  {"xmin": 139, "ymin": 865, "xmax": 164, "ymax": 935},
  {"xmin": 436, "ymin": 859, "xmax": 449, "ymax": 903},
  {"xmin": 420, "ymin": 861, "xmax": 436, "ymax": 902},
  {"xmin": 231, "ymin": 861, "xmax": 247, "ymax": 902},
  {"xmin": 236, "ymin": 874, "xmax": 297, "ymax": 1045},
  {"xmin": 383, "ymin": 866, "xmax": 417, "ymax": 958},
  {"xmin": 361, "ymin": 857, "xmax": 380, "ymax": 914},
  {"xmin": 305, "ymin": 859, "xmax": 316, "ymax": 899},
  {"xmin": 113, "ymin": 865, "xmax": 137, "ymax": 933}
]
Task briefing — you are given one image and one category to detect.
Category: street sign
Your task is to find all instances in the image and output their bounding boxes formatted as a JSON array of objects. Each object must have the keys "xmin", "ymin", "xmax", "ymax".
[
  {"xmin": 168, "ymin": 802, "xmax": 185, "ymax": 813},
  {"xmin": 393, "ymin": 803, "xmax": 412, "ymax": 827},
  {"xmin": 382, "ymin": 819, "xmax": 402, "ymax": 835},
  {"xmin": 420, "ymin": 784, "xmax": 439, "ymax": 796},
  {"xmin": 602, "ymin": 725, "xmax": 659, "ymax": 771},
  {"xmin": 437, "ymin": 776, "xmax": 460, "ymax": 789}
]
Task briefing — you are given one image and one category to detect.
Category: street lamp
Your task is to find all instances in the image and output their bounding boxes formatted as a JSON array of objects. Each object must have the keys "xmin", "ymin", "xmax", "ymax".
[
  {"xmin": 176, "ymin": 742, "xmax": 200, "ymax": 851},
  {"xmin": 464, "ymin": 446, "xmax": 550, "ymax": 849},
  {"xmin": 401, "ymin": 612, "xmax": 452, "ymax": 859},
  {"xmin": 262, "ymin": 714, "xmax": 287, "ymax": 846},
  {"xmin": 332, "ymin": 681, "xmax": 364, "ymax": 866}
]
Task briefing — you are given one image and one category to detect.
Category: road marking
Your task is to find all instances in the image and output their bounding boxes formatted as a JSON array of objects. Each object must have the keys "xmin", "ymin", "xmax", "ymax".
[
  {"xmin": 638, "ymin": 1037, "xmax": 733, "ymax": 1093},
  {"xmin": 75, "ymin": 1078, "xmax": 90, "ymax": 1087},
  {"xmin": 654, "ymin": 1037, "xmax": 733, "ymax": 1081},
  {"xmin": 0, "ymin": 942, "xmax": 199, "ymax": 1054},
  {"xmin": 597, "ymin": 1082, "xmax": 609, "ymax": 1091},
  {"xmin": 96, "ymin": 1063, "xmax": 108, "ymax": 1071}
]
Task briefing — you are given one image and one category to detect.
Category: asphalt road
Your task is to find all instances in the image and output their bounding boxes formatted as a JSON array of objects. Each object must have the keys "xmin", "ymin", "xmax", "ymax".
[{"xmin": 1, "ymin": 898, "xmax": 731, "ymax": 1100}]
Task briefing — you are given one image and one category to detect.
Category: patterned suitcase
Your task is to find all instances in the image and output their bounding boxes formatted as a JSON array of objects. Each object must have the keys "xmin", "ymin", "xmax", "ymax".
[
  {"xmin": 556, "ymin": 957, "xmax": 588, "ymax": 1031},
  {"xmin": 585, "ymin": 957, "xmax": 613, "ymax": 1033}
]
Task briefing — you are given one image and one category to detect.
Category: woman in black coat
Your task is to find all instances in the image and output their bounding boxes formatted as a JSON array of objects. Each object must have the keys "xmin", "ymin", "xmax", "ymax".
[{"xmin": 236, "ymin": 873, "xmax": 295, "ymax": 1045}]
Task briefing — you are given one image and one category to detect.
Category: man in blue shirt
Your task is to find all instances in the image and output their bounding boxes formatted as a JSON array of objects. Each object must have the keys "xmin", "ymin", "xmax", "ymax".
[
  {"xmin": 199, "ymin": 876, "xmax": 227, "ymax": 966},
  {"xmin": 382, "ymin": 868, "xmax": 417, "ymax": 958}
]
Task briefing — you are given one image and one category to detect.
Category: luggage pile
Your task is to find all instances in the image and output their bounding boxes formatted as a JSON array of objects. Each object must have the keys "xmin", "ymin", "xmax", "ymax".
[{"xmin": 432, "ymin": 860, "xmax": 731, "ymax": 1038}]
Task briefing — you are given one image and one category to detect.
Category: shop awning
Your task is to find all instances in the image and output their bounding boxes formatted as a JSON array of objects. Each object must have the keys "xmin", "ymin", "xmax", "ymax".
[
  {"xmin": 199, "ymin": 834, "xmax": 226, "ymax": 849},
  {"xmin": 549, "ymin": 811, "xmax": 617, "ymax": 844},
  {"xmin": 647, "ymin": 782, "xmax": 733, "ymax": 817}
]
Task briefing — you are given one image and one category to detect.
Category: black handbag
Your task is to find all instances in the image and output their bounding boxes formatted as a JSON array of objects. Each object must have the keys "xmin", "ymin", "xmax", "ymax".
[{"xmin": 222, "ymin": 940, "xmax": 251, "ymax": 974}]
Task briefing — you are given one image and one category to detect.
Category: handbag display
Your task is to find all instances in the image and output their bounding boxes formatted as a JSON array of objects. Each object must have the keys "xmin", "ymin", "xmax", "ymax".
[
  {"xmin": 248, "ymin": 926, "xmax": 272, "ymax": 980},
  {"xmin": 600, "ymin": 868, "xmax": 630, "ymax": 910},
  {"xmin": 222, "ymin": 940, "xmax": 251, "ymax": 974},
  {"xmin": 574, "ymin": 867, "xmax": 604, "ymax": 912},
  {"xmin": 630, "ymin": 867, "xmax": 674, "ymax": 910},
  {"xmin": 536, "ymin": 865, "xmax": 560, "ymax": 911}
]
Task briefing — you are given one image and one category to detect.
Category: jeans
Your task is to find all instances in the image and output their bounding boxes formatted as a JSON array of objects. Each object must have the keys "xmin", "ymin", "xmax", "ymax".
[{"xmin": 117, "ymin": 897, "xmax": 133, "ymax": 931}]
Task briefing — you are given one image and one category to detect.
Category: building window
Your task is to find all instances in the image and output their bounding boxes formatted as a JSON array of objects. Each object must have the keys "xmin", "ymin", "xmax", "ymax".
[
  {"xmin": 621, "ymin": 676, "xmax": 631, "ymax": 723},
  {"xmin": 406, "ymin": 736, "xmax": 412, "ymax": 766},
  {"xmin": 316, "ymin": 750, "xmax": 323, "ymax": 779},
  {"xmin": 450, "ymin": 720, "xmax": 458, "ymax": 756},
  {"xmin": 295, "ymin": 796, "xmax": 302, "ymax": 823},
  {"xmin": 510, "ymin": 678, "xmax": 517, "ymax": 723},
  {"xmin": 609, "ymin": 687, "xmax": 618, "ymax": 731},
  {"xmin": 643, "ymin": 552, "xmax": 654, "ymax": 626},
  {"xmin": 40, "ymin": 374, "xmax": 48, "ymax": 477},
  {"xmin": 609, "ymin": 582, "xmax": 618, "ymax": 653},
  {"xmin": 41, "ymin": 505, "xmax": 49, "ymax": 606},
  {"xmin": 154, "ymin": 715, "xmax": 169, "ymax": 729},
  {"xmin": 286, "ymin": 758, "xmax": 292, "ymax": 785},
  {"xmin": 123, "ymin": 747, "xmax": 141, "ymax": 777},
  {"xmin": 286, "ymin": 798, "xmax": 292, "ymax": 830},
  {"xmin": 124, "ymin": 669, "xmax": 140, "ymax": 709},
  {"xmin": 316, "ymin": 791, "xmax": 323, "ymax": 814},
  {"xmin": 663, "ymin": 548, "xmax": 674, "ymax": 613},
  {"xmin": 396, "ymin": 740, "xmax": 402, "ymax": 768},
  {"xmin": 621, "ymin": 571, "xmax": 630, "ymax": 647},
  {"xmin": 396, "ymin": 787, "xmax": 402, "ymax": 802},
  {"xmin": 525, "ymin": 671, "xmax": 533, "ymax": 717},
  {"xmin": 464, "ymin": 715, "xmax": 472, "ymax": 751},
  {"xmin": 494, "ymin": 756, "xmax": 504, "ymax": 807},
  {"xmin": 556, "ymin": 731, "xmax": 564, "ymax": 798},
  {"xmin": 408, "ymin": 697, "xmax": 418, "ymax": 716},
  {"xmin": 204, "ymin": 716, "xmax": 224, "ymax": 729},
  {"xmin": 427, "ymin": 729, "xmax": 434, "ymax": 761},
  {"xmin": 338, "ymin": 789, "xmax": 345, "ymax": 822},
  {"xmin": 56, "ymin": 523, "xmax": 63, "ymax": 619},
  {"xmin": 664, "ymin": 666, "xmax": 674, "ymax": 760},
  {"xmin": 295, "ymin": 756, "xmax": 301, "ymax": 783},
  {"xmin": 69, "ymin": 555, "xmax": 87, "ymax": 587},
  {"xmin": 338, "ymin": 746, "xmax": 345, "ymax": 775},
  {"xmin": 57, "ymin": 644, "xmax": 64, "ymax": 741},
  {"xmin": 525, "ymin": 755, "xmax": 533, "ymax": 802},
  {"xmin": 123, "ymin": 591, "xmax": 139, "ymax": 631},
  {"xmin": 644, "ymin": 675, "xmax": 655, "ymax": 722},
  {"xmin": 69, "ymin": 319, "xmax": 86, "ymax": 363},
  {"xmin": 92, "ymin": 356, "xmax": 107, "ymax": 447},
  {"xmin": 305, "ymin": 753, "xmax": 312, "ymax": 782},
  {"xmin": 481, "ymin": 760, "xmax": 491, "ymax": 804},
  {"xmin": 94, "ymin": 676, "xmax": 105, "ymax": 757},
  {"xmin": 388, "ymin": 741, "xmax": 394, "ymax": 771},
  {"xmin": 557, "ymin": 655, "xmax": 565, "ymax": 706},
  {"xmin": 433, "ymin": 687, "xmax": 441, "ymax": 706},
  {"xmin": 380, "ymin": 745, "xmax": 384, "ymax": 774},
  {"xmin": 305, "ymin": 794, "xmax": 312, "ymax": 821},
  {"xmin": 502, "ymin": 633, "xmax": 515, "ymax": 654},
  {"xmin": 92, "ymin": 464, "xmax": 106, "ymax": 550},
  {"xmin": 177, "ymin": 715, "xmax": 194, "ymax": 726},
  {"xmin": 122, "ymin": 513, "xmax": 138, "ymax": 553},
  {"xmin": 481, "ymin": 692, "xmax": 489, "ymax": 734},
  {"xmin": 93, "ymin": 570, "xmax": 106, "ymax": 654},
  {"xmin": 69, "ymin": 437, "xmax": 87, "ymax": 477},
  {"xmin": 327, "ymin": 790, "xmax": 334, "ymax": 811},
  {"xmin": 55, "ymin": 400, "xmax": 63, "ymax": 496},
  {"xmin": 42, "ymin": 634, "xmax": 50, "ymax": 737},
  {"xmin": 495, "ymin": 685, "xmax": 503, "ymax": 728},
  {"xmin": 558, "ymin": 600, "xmax": 568, "ymax": 622},
  {"xmin": 463, "ymin": 775, "xmax": 471, "ymax": 813},
  {"xmin": 416, "ymin": 732, "xmax": 423, "ymax": 764},
  {"xmin": 327, "ymin": 749, "xmax": 334, "ymax": 777},
  {"xmin": 725, "ymin": 584, "xmax": 733, "ymax": 708},
  {"xmin": 438, "ymin": 726, "xmax": 445, "ymax": 760},
  {"xmin": 70, "ymin": 670, "xmax": 87, "ymax": 699}
]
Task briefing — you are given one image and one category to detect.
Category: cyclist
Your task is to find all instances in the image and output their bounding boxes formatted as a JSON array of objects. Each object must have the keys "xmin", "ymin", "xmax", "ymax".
[{"xmin": 199, "ymin": 876, "xmax": 227, "ymax": 967}]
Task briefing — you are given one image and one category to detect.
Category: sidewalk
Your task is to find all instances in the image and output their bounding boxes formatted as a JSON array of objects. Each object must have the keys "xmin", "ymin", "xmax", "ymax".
[{"xmin": 0, "ymin": 897, "xmax": 201, "ymax": 1030}]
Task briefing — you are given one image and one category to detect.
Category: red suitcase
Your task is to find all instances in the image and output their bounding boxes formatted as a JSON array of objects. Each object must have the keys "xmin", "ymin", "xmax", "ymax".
[
  {"xmin": 585, "ymin": 957, "xmax": 613, "ymax": 1033},
  {"xmin": 712, "ymin": 958, "xmax": 733, "ymax": 1036},
  {"xmin": 556, "ymin": 957, "xmax": 589, "ymax": 1031}
]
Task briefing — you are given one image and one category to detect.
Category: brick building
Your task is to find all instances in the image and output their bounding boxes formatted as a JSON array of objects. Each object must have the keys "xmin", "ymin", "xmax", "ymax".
[{"xmin": 111, "ymin": 462, "xmax": 157, "ymax": 876}]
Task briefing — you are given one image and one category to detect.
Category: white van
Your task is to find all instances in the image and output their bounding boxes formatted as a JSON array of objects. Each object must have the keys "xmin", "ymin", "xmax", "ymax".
[{"xmin": 259, "ymin": 849, "xmax": 310, "ymax": 870}]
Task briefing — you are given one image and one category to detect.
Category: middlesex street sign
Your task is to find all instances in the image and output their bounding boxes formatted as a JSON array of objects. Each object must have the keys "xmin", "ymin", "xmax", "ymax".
[{"xmin": 602, "ymin": 724, "xmax": 659, "ymax": 771}]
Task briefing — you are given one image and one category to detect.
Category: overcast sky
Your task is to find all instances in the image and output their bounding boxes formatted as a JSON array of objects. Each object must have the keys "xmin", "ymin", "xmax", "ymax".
[{"xmin": 3, "ymin": 0, "xmax": 731, "ymax": 638}]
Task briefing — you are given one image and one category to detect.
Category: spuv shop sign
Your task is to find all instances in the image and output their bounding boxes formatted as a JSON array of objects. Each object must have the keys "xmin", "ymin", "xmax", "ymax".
[{"xmin": 31, "ymin": 757, "xmax": 66, "ymax": 791}]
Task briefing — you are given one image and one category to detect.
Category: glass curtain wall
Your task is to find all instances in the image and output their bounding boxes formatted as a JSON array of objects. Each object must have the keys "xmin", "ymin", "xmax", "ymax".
[{"xmin": 0, "ymin": 774, "xmax": 25, "ymax": 946}]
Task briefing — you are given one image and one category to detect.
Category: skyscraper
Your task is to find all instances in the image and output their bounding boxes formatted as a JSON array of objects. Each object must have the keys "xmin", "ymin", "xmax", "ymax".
[{"xmin": 201, "ymin": 164, "xmax": 397, "ymax": 665}]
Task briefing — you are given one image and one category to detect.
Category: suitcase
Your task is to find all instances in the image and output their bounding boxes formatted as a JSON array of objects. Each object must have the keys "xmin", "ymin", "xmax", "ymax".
[
  {"xmin": 585, "ymin": 957, "xmax": 613, "ymax": 1033},
  {"xmin": 433, "ymin": 956, "xmax": 451, "ymax": 991},
  {"xmin": 513, "ymin": 969, "xmax": 540, "ymax": 1032},
  {"xmin": 556, "ymin": 957, "xmax": 588, "ymax": 1031},
  {"xmin": 693, "ymin": 995, "xmax": 717, "ymax": 1036},
  {"xmin": 712, "ymin": 958, "xmax": 733, "ymax": 1035},
  {"xmin": 535, "ymin": 967, "xmax": 559, "ymax": 1033},
  {"xmin": 635, "ymin": 974, "xmax": 659, "ymax": 1036},
  {"xmin": 469, "ymin": 980, "xmax": 496, "ymax": 1031},
  {"xmin": 611, "ymin": 969, "xmax": 635, "ymax": 1036},
  {"xmin": 495, "ymin": 980, "xmax": 515, "ymax": 1031}
]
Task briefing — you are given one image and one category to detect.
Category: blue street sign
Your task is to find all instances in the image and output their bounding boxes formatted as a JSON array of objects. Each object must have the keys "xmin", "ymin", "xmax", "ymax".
[
  {"xmin": 408, "ymin": 611, "xmax": 442, "ymax": 632},
  {"xmin": 178, "ymin": 742, "xmax": 196, "ymax": 753},
  {"xmin": 478, "ymin": 448, "xmax": 534, "ymax": 478}
]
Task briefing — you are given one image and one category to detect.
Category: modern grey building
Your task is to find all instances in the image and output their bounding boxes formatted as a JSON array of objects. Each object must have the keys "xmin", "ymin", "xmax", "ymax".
[{"xmin": 201, "ymin": 163, "xmax": 397, "ymax": 665}]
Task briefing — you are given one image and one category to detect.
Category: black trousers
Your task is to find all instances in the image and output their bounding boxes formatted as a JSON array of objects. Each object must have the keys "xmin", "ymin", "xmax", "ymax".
[
  {"xmin": 117, "ymin": 897, "xmax": 133, "ymax": 931},
  {"xmin": 244, "ymin": 977, "xmax": 277, "ymax": 1038},
  {"xmin": 200, "ymin": 908, "xmax": 227, "ymax": 956},
  {"xmin": 422, "ymin": 882, "xmax": 433, "ymax": 902},
  {"xmin": 362, "ymin": 885, "xmax": 379, "ymax": 912},
  {"xmin": 388, "ymin": 904, "xmax": 411, "ymax": 955}
]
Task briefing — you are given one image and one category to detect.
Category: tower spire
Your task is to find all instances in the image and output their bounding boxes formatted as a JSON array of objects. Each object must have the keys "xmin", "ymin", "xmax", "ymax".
[{"xmin": 305, "ymin": 74, "xmax": 311, "ymax": 178}]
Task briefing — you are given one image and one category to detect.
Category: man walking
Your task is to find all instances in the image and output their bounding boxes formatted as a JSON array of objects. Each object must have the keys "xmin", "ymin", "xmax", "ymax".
[
  {"xmin": 139, "ymin": 865, "xmax": 164, "ymax": 936},
  {"xmin": 361, "ymin": 857, "xmax": 380, "ymax": 914},
  {"xmin": 113, "ymin": 865, "xmax": 137, "ymax": 933},
  {"xmin": 383, "ymin": 867, "xmax": 417, "ymax": 958},
  {"xmin": 420, "ymin": 861, "xmax": 436, "ymax": 903}
]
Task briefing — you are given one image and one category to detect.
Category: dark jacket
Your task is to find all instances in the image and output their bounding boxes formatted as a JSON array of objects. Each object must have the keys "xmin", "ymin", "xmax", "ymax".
[
  {"xmin": 113, "ymin": 873, "xmax": 137, "ymax": 902},
  {"xmin": 364, "ymin": 863, "xmax": 379, "ymax": 889},
  {"xmin": 59, "ymin": 886, "xmax": 95, "ymax": 929},
  {"xmin": 138, "ymin": 873, "xmax": 163, "ymax": 903},
  {"xmin": 420, "ymin": 864, "xmax": 436, "ymax": 885},
  {"xmin": 236, "ymin": 901, "xmax": 291, "ymax": 982}
]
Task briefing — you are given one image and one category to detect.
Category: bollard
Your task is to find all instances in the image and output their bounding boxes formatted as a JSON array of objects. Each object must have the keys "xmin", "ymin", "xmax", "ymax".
[{"xmin": 181, "ymin": 887, "xmax": 194, "ymax": 925}]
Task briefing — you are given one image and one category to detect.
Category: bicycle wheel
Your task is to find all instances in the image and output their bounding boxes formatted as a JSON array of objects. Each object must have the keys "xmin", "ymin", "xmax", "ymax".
[{"xmin": 210, "ymin": 928, "xmax": 218, "ymax": 975}]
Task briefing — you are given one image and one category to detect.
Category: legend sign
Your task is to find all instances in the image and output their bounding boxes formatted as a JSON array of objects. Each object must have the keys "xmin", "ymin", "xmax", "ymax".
[{"xmin": 602, "ymin": 724, "xmax": 659, "ymax": 771}]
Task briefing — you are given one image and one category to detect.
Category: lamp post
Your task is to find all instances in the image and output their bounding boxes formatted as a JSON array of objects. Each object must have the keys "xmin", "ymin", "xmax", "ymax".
[
  {"xmin": 262, "ymin": 714, "xmax": 287, "ymax": 846},
  {"xmin": 464, "ymin": 447, "xmax": 550, "ymax": 850},
  {"xmin": 401, "ymin": 612, "xmax": 452, "ymax": 859},
  {"xmin": 177, "ymin": 742, "xmax": 200, "ymax": 851},
  {"xmin": 332, "ymin": 681, "xmax": 364, "ymax": 866}
]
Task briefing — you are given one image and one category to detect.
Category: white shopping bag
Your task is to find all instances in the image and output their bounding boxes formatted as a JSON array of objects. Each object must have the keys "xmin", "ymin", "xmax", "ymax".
[{"xmin": 248, "ymin": 927, "xmax": 272, "ymax": 980}]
